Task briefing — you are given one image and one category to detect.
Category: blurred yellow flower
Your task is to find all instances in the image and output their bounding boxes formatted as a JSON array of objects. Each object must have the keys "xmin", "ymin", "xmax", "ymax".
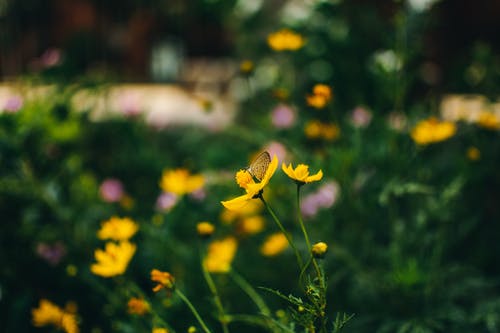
[
  {"xmin": 97, "ymin": 216, "xmax": 138, "ymax": 241},
  {"xmin": 159, "ymin": 168, "xmax": 205, "ymax": 195},
  {"xmin": 306, "ymin": 84, "xmax": 332, "ymax": 109},
  {"xmin": 196, "ymin": 221, "xmax": 215, "ymax": 237},
  {"xmin": 153, "ymin": 328, "xmax": 169, "ymax": 333},
  {"xmin": 221, "ymin": 155, "xmax": 278, "ymax": 211},
  {"xmin": 151, "ymin": 269, "xmax": 175, "ymax": 292},
  {"xmin": 282, "ymin": 163, "xmax": 323, "ymax": 184},
  {"xmin": 304, "ymin": 121, "xmax": 340, "ymax": 141},
  {"xmin": 204, "ymin": 236, "xmax": 238, "ymax": 273},
  {"xmin": 261, "ymin": 233, "xmax": 288, "ymax": 257},
  {"xmin": 476, "ymin": 111, "xmax": 500, "ymax": 130},
  {"xmin": 410, "ymin": 117, "xmax": 456, "ymax": 145},
  {"xmin": 127, "ymin": 297, "xmax": 150, "ymax": 315},
  {"xmin": 311, "ymin": 242, "xmax": 328, "ymax": 258},
  {"xmin": 238, "ymin": 215, "xmax": 265, "ymax": 235},
  {"xmin": 267, "ymin": 29, "xmax": 305, "ymax": 51},
  {"xmin": 240, "ymin": 60, "xmax": 254, "ymax": 74},
  {"xmin": 467, "ymin": 146, "xmax": 481, "ymax": 161},
  {"xmin": 90, "ymin": 241, "xmax": 136, "ymax": 278},
  {"xmin": 32, "ymin": 299, "xmax": 79, "ymax": 333}
]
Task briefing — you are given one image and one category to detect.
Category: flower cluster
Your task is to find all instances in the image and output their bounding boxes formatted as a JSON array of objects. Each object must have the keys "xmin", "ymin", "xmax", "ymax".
[
  {"xmin": 304, "ymin": 120, "xmax": 340, "ymax": 141},
  {"xmin": 267, "ymin": 29, "xmax": 305, "ymax": 51},
  {"xmin": 410, "ymin": 117, "xmax": 457, "ymax": 145},
  {"xmin": 306, "ymin": 84, "xmax": 332, "ymax": 109},
  {"xmin": 90, "ymin": 216, "xmax": 138, "ymax": 277},
  {"xmin": 32, "ymin": 299, "xmax": 79, "ymax": 333}
]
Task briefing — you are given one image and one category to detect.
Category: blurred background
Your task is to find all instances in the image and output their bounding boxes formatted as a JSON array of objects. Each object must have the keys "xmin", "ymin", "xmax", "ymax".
[{"xmin": 1, "ymin": 0, "xmax": 500, "ymax": 332}]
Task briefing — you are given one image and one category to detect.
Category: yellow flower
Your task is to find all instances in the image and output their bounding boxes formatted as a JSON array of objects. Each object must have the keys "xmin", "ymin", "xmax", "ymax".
[
  {"xmin": 304, "ymin": 120, "xmax": 322, "ymax": 139},
  {"xmin": 311, "ymin": 242, "xmax": 328, "ymax": 259},
  {"xmin": 97, "ymin": 216, "xmax": 139, "ymax": 241},
  {"xmin": 267, "ymin": 29, "xmax": 305, "ymax": 51},
  {"xmin": 221, "ymin": 155, "xmax": 278, "ymax": 211},
  {"xmin": 260, "ymin": 233, "xmax": 289, "ymax": 257},
  {"xmin": 282, "ymin": 163, "xmax": 323, "ymax": 184},
  {"xmin": 151, "ymin": 269, "xmax": 175, "ymax": 292},
  {"xmin": 127, "ymin": 297, "xmax": 150, "ymax": 315},
  {"xmin": 240, "ymin": 60, "xmax": 254, "ymax": 74},
  {"xmin": 153, "ymin": 328, "xmax": 169, "ymax": 333},
  {"xmin": 32, "ymin": 299, "xmax": 79, "ymax": 333},
  {"xmin": 304, "ymin": 120, "xmax": 340, "ymax": 141},
  {"xmin": 306, "ymin": 84, "xmax": 332, "ymax": 109},
  {"xmin": 238, "ymin": 215, "xmax": 265, "ymax": 235},
  {"xmin": 197, "ymin": 222, "xmax": 215, "ymax": 237},
  {"xmin": 321, "ymin": 123, "xmax": 340, "ymax": 141},
  {"xmin": 90, "ymin": 241, "xmax": 136, "ymax": 278},
  {"xmin": 467, "ymin": 146, "xmax": 481, "ymax": 161},
  {"xmin": 203, "ymin": 237, "xmax": 238, "ymax": 273},
  {"xmin": 476, "ymin": 111, "xmax": 500, "ymax": 130},
  {"xmin": 220, "ymin": 200, "xmax": 262, "ymax": 224},
  {"xmin": 410, "ymin": 117, "xmax": 457, "ymax": 145},
  {"xmin": 159, "ymin": 168, "xmax": 205, "ymax": 195}
]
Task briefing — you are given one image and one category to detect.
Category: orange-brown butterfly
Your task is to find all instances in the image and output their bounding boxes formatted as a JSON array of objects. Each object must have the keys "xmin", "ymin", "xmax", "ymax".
[{"xmin": 246, "ymin": 151, "xmax": 271, "ymax": 181}]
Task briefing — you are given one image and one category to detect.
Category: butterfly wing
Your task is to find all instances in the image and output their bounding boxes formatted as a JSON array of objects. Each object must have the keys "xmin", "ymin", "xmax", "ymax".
[{"xmin": 248, "ymin": 151, "xmax": 271, "ymax": 181}]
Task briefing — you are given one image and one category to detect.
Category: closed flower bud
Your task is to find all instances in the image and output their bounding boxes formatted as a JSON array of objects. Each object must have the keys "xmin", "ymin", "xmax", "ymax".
[
  {"xmin": 311, "ymin": 242, "xmax": 328, "ymax": 259},
  {"xmin": 196, "ymin": 222, "xmax": 215, "ymax": 238}
]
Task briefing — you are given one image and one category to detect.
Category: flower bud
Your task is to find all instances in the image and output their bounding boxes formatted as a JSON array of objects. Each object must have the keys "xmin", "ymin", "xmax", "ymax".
[
  {"xmin": 196, "ymin": 222, "xmax": 215, "ymax": 238},
  {"xmin": 311, "ymin": 242, "xmax": 328, "ymax": 259}
]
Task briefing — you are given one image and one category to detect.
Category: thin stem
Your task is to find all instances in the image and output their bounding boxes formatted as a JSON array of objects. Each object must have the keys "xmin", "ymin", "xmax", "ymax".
[
  {"xmin": 296, "ymin": 185, "xmax": 323, "ymax": 283},
  {"xmin": 230, "ymin": 270, "xmax": 271, "ymax": 316},
  {"xmin": 199, "ymin": 248, "xmax": 230, "ymax": 333},
  {"xmin": 175, "ymin": 289, "xmax": 212, "ymax": 333},
  {"xmin": 259, "ymin": 195, "xmax": 303, "ymax": 268}
]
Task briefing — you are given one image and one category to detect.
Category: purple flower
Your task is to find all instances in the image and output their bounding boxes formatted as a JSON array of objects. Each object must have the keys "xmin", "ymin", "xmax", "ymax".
[
  {"xmin": 36, "ymin": 242, "xmax": 66, "ymax": 266},
  {"xmin": 301, "ymin": 193, "xmax": 321, "ymax": 218},
  {"xmin": 3, "ymin": 95, "xmax": 23, "ymax": 113},
  {"xmin": 271, "ymin": 104, "xmax": 296, "ymax": 129},
  {"xmin": 264, "ymin": 141, "xmax": 288, "ymax": 164},
  {"xmin": 99, "ymin": 178, "xmax": 124, "ymax": 202},
  {"xmin": 189, "ymin": 188, "xmax": 206, "ymax": 201},
  {"xmin": 40, "ymin": 48, "xmax": 62, "ymax": 67},
  {"xmin": 316, "ymin": 181, "xmax": 340, "ymax": 208},
  {"xmin": 156, "ymin": 192, "xmax": 178, "ymax": 212},
  {"xmin": 351, "ymin": 106, "xmax": 372, "ymax": 128}
]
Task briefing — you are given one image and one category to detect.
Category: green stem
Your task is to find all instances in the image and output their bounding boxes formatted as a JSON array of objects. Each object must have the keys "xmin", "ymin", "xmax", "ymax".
[
  {"xmin": 199, "ymin": 248, "xmax": 230, "ymax": 333},
  {"xmin": 175, "ymin": 289, "xmax": 212, "ymax": 333},
  {"xmin": 230, "ymin": 270, "xmax": 271, "ymax": 316},
  {"xmin": 259, "ymin": 195, "xmax": 303, "ymax": 268},
  {"xmin": 296, "ymin": 185, "xmax": 323, "ymax": 283}
]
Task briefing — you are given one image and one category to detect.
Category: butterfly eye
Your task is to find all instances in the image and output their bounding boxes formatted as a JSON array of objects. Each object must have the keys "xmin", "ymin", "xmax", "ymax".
[{"xmin": 247, "ymin": 151, "xmax": 271, "ymax": 181}]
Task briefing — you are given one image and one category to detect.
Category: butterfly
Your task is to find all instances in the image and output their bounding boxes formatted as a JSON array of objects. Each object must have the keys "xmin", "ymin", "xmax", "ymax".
[{"xmin": 246, "ymin": 151, "xmax": 271, "ymax": 181}]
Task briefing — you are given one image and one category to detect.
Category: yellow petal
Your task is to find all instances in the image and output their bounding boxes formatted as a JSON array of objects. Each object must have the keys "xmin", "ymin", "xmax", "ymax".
[
  {"xmin": 306, "ymin": 170, "xmax": 323, "ymax": 183},
  {"xmin": 221, "ymin": 194, "xmax": 252, "ymax": 211}
]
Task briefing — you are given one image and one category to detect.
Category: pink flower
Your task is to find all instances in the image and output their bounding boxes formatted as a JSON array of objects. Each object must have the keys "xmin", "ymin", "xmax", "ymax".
[
  {"xmin": 4, "ymin": 95, "xmax": 23, "ymax": 113},
  {"xmin": 40, "ymin": 48, "xmax": 62, "ymax": 67},
  {"xmin": 271, "ymin": 104, "xmax": 296, "ymax": 129},
  {"xmin": 36, "ymin": 242, "xmax": 66, "ymax": 266},
  {"xmin": 156, "ymin": 192, "xmax": 178, "ymax": 212},
  {"xmin": 301, "ymin": 193, "xmax": 321, "ymax": 218},
  {"xmin": 387, "ymin": 112, "xmax": 407, "ymax": 131},
  {"xmin": 315, "ymin": 181, "xmax": 340, "ymax": 208},
  {"xmin": 99, "ymin": 179, "xmax": 124, "ymax": 202},
  {"xmin": 264, "ymin": 141, "xmax": 288, "ymax": 164},
  {"xmin": 351, "ymin": 106, "xmax": 372, "ymax": 128},
  {"xmin": 189, "ymin": 188, "xmax": 206, "ymax": 201}
]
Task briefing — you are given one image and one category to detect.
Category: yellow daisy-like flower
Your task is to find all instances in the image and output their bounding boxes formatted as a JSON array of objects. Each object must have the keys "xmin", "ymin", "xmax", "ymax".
[
  {"xmin": 90, "ymin": 241, "xmax": 136, "ymax": 278},
  {"xmin": 267, "ymin": 29, "xmax": 305, "ymax": 51},
  {"xmin": 203, "ymin": 236, "xmax": 238, "ymax": 273},
  {"xmin": 97, "ymin": 216, "xmax": 138, "ymax": 241},
  {"xmin": 151, "ymin": 269, "xmax": 175, "ymax": 292},
  {"xmin": 282, "ymin": 163, "xmax": 323, "ymax": 184},
  {"xmin": 159, "ymin": 168, "xmax": 205, "ymax": 195},
  {"xmin": 127, "ymin": 297, "xmax": 150, "ymax": 315},
  {"xmin": 410, "ymin": 117, "xmax": 457, "ymax": 145},
  {"xmin": 221, "ymin": 155, "xmax": 278, "ymax": 211},
  {"xmin": 476, "ymin": 111, "xmax": 500, "ymax": 130},
  {"xmin": 32, "ymin": 299, "xmax": 79, "ymax": 333},
  {"xmin": 260, "ymin": 233, "xmax": 289, "ymax": 257}
]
